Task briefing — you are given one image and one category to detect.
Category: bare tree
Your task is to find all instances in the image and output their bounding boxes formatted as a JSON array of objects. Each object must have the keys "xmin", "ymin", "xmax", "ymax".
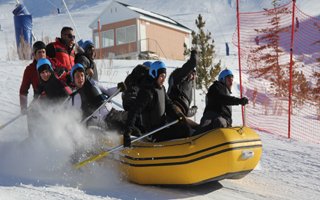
[{"xmin": 248, "ymin": 0, "xmax": 310, "ymax": 112}]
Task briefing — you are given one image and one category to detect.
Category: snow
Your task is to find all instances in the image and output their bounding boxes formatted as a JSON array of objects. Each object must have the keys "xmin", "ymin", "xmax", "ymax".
[{"xmin": 0, "ymin": 0, "xmax": 320, "ymax": 199}]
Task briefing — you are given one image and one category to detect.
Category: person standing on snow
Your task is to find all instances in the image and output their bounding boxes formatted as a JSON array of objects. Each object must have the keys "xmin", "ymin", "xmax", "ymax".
[
  {"xmin": 75, "ymin": 40, "xmax": 98, "ymax": 81},
  {"xmin": 19, "ymin": 41, "xmax": 49, "ymax": 135},
  {"xmin": 167, "ymin": 50, "xmax": 198, "ymax": 128},
  {"xmin": 70, "ymin": 63, "xmax": 126, "ymax": 129},
  {"xmin": 19, "ymin": 41, "xmax": 47, "ymax": 114},
  {"xmin": 123, "ymin": 61, "xmax": 190, "ymax": 147},
  {"xmin": 198, "ymin": 69, "xmax": 249, "ymax": 132},
  {"xmin": 46, "ymin": 26, "xmax": 76, "ymax": 75}
]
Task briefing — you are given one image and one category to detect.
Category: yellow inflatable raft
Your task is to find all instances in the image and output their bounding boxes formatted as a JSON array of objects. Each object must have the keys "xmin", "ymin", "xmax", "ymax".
[{"xmin": 120, "ymin": 126, "xmax": 262, "ymax": 185}]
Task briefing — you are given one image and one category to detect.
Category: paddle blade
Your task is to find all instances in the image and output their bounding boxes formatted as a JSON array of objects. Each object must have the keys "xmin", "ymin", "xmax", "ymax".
[{"xmin": 73, "ymin": 151, "xmax": 110, "ymax": 169}]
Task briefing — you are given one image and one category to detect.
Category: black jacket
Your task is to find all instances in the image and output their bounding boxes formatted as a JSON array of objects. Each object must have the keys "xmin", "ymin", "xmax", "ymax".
[
  {"xmin": 76, "ymin": 78, "xmax": 106, "ymax": 119},
  {"xmin": 37, "ymin": 74, "xmax": 70, "ymax": 102},
  {"xmin": 168, "ymin": 53, "xmax": 196, "ymax": 116},
  {"xmin": 126, "ymin": 77, "xmax": 178, "ymax": 133},
  {"xmin": 75, "ymin": 53, "xmax": 98, "ymax": 81},
  {"xmin": 203, "ymin": 81, "xmax": 242, "ymax": 125}
]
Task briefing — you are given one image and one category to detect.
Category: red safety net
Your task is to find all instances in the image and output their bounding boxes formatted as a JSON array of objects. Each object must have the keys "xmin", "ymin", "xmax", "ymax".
[{"xmin": 233, "ymin": 1, "xmax": 320, "ymax": 143}]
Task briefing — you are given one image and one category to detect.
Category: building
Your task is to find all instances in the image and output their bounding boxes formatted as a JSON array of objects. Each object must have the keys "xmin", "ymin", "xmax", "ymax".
[{"xmin": 89, "ymin": 1, "xmax": 192, "ymax": 60}]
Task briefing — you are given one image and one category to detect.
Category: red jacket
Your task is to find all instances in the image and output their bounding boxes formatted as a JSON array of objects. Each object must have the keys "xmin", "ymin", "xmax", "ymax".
[
  {"xmin": 46, "ymin": 38, "xmax": 75, "ymax": 72},
  {"xmin": 19, "ymin": 60, "xmax": 40, "ymax": 110}
]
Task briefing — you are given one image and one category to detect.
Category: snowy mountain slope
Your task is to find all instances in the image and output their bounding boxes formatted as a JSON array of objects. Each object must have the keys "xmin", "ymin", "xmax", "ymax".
[{"xmin": 2, "ymin": 0, "xmax": 320, "ymax": 61}]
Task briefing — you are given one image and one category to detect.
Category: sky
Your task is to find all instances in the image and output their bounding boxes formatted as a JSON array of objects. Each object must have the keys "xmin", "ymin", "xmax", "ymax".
[{"xmin": 0, "ymin": 0, "xmax": 319, "ymax": 199}]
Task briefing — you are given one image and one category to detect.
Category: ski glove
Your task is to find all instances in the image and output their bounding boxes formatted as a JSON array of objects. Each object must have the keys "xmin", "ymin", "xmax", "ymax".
[
  {"xmin": 123, "ymin": 133, "xmax": 131, "ymax": 148},
  {"xmin": 187, "ymin": 105, "xmax": 198, "ymax": 117},
  {"xmin": 190, "ymin": 50, "xmax": 198, "ymax": 66},
  {"xmin": 191, "ymin": 49, "xmax": 197, "ymax": 58},
  {"xmin": 123, "ymin": 126, "xmax": 141, "ymax": 147},
  {"xmin": 239, "ymin": 97, "xmax": 249, "ymax": 105},
  {"xmin": 117, "ymin": 82, "xmax": 127, "ymax": 92},
  {"xmin": 190, "ymin": 105, "xmax": 198, "ymax": 112},
  {"xmin": 85, "ymin": 68, "xmax": 94, "ymax": 78}
]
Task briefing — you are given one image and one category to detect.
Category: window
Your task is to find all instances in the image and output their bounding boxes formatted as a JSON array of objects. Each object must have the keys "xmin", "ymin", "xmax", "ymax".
[
  {"xmin": 93, "ymin": 30, "xmax": 114, "ymax": 48},
  {"xmin": 116, "ymin": 28, "xmax": 126, "ymax": 45},
  {"xmin": 102, "ymin": 30, "xmax": 114, "ymax": 47},
  {"xmin": 93, "ymin": 32, "xmax": 99, "ymax": 48},
  {"xmin": 116, "ymin": 25, "xmax": 137, "ymax": 45}
]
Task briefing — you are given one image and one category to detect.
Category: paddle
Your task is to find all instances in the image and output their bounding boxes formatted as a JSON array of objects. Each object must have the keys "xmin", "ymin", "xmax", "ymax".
[
  {"xmin": 0, "ymin": 96, "xmax": 41, "ymax": 131},
  {"xmin": 110, "ymin": 99, "xmax": 123, "ymax": 109},
  {"xmin": 0, "ymin": 90, "xmax": 80, "ymax": 131},
  {"xmin": 0, "ymin": 113, "xmax": 24, "ymax": 130},
  {"xmin": 62, "ymin": 89, "xmax": 80, "ymax": 105},
  {"xmin": 74, "ymin": 118, "xmax": 180, "ymax": 169},
  {"xmin": 81, "ymin": 88, "xmax": 121, "ymax": 124}
]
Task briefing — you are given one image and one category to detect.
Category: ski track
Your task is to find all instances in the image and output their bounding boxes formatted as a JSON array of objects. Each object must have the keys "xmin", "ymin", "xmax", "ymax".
[
  {"xmin": 0, "ymin": 60, "xmax": 319, "ymax": 199},
  {"xmin": 246, "ymin": 133, "xmax": 320, "ymax": 200}
]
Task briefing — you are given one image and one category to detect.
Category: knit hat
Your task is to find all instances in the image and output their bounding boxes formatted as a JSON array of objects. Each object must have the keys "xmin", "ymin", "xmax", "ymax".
[{"xmin": 33, "ymin": 41, "xmax": 46, "ymax": 54}]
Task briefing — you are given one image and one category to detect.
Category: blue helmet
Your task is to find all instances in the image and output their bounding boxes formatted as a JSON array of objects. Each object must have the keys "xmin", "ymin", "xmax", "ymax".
[
  {"xmin": 71, "ymin": 63, "xmax": 85, "ymax": 82},
  {"xmin": 143, "ymin": 61, "xmax": 152, "ymax": 68},
  {"xmin": 218, "ymin": 69, "xmax": 233, "ymax": 82},
  {"xmin": 36, "ymin": 58, "xmax": 53, "ymax": 72},
  {"xmin": 149, "ymin": 61, "xmax": 166, "ymax": 79},
  {"xmin": 81, "ymin": 40, "xmax": 94, "ymax": 52}
]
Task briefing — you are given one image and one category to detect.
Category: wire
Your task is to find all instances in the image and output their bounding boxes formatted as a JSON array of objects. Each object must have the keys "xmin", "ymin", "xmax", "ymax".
[
  {"xmin": 210, "ymin": 1, "xmax": 227, "ymax": 45},
  {"xmin": 45, "ymin": 0, "xmax": 59, "ymax": 9},
  {"xmin": 61, "ymin": 0, "xmax": 81, "ymax": 40}
]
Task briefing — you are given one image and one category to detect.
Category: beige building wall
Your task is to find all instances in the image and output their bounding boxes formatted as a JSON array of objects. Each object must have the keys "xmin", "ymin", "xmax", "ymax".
[
  {"xmin": 141, "ymin": 20, "xmax": 188, "ymax": 60},
  {"xmin": 94, "ymin": 18, "xmax": 189, "ymax": 60}
]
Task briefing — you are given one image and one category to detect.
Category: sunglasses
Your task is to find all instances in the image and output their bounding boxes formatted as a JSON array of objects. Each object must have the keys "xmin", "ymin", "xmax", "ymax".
[{"xmin": 65, "ymin": 33, "xmax": 75, "ymax": 39}]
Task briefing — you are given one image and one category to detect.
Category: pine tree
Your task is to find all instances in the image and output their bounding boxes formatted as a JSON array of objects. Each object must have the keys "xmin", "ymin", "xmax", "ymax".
[
  {"xmin": 313, "ymin": 72, "xmax": 320, "ymax": 119},
  {"xmin": 248, "ymin": 0, "xmax": 291, "ymax": 98},
  {"xmin": 184, "ymin": 14, "xmax": 221, "ymax": 91},
  {"xmin": 291, "ymin": 69, "xmax": 310, "ymax": 107}
]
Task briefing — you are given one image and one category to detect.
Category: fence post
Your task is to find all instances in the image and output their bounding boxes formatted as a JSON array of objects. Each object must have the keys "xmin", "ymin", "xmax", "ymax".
[
  {"xmin": 288, "ymin": 0, "xmax": 296, "ymax": 139},
  {"xmin": 236, "ymin": 0, "xmax": 245, "ymax": 126}
]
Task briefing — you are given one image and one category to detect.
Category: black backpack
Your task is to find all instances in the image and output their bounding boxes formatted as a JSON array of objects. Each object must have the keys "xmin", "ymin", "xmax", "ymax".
[
  {"xmin": 122, "ymin": 65, "xmax": 149, "ymax": 110},
  {"xmin": 168, "ymin": 68, "xmax": 189, "ymax": 101}
]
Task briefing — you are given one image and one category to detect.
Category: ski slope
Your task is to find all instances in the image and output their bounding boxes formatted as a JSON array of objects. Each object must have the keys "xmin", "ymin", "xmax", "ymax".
[{"xmin": 0, "ymin": 0, "xmax": 320, "ymax": 199}]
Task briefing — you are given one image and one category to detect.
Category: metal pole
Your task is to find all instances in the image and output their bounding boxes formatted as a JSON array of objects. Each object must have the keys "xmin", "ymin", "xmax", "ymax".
[
  {"xmin": 193, "ymin": 72, "xmax": 197, "ymax": 121},
  {"xmin": 81, "ymin": 88, "xmax": 121, "ymax": 124},
  {"xmin": 61, "ymin": 0, "xmax": 81, "ymax": 40},
  {"xmin": 236, "ymin": 0, "xmax": 245, "ymax": 126},
  {"xmin": 98, "ymin": 18, "xmax": 102, "ymax": 59},
  {"xmin": 288, "ymin": 0, "xmax": 296, "ymax": 139}
]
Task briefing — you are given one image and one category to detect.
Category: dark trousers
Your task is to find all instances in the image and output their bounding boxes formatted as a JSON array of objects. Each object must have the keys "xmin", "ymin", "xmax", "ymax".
[{"xmin": 151, "ymin": 122, "xmax": 191, "ymax": 142}]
